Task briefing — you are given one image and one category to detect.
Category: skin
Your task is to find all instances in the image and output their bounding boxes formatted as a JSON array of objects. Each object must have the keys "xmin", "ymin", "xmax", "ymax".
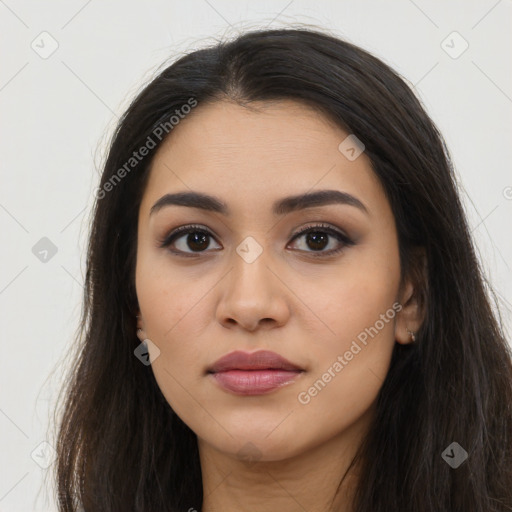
[{"xmin": 135, "ymin": 99, "xmax": 423, "ymax": 512}]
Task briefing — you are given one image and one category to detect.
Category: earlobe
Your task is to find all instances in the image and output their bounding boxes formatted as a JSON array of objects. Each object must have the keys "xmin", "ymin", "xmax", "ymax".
[
  {"xmin": 395, "ymin": 287, "xmax": 420, "ymax": 345},
  {"xmin": 395, "ymin": 296, "xmax": 421, "ymax": 345},
  {"xmin": 395, "ymin": 247, "xmax": 428, "ymax": 344},
  {"xmin": 395, "ymin": 282, "xmax": 424, "ymax": 345},
  {"xmin": 136, "ymin": 313, "xmax": 146, "ymax": 341}
]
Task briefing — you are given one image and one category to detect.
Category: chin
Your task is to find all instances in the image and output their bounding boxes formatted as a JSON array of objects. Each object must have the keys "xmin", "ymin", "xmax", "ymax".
[{"xmin": 208, "ymin": 430, "xmax": 308, "ymax": 463}]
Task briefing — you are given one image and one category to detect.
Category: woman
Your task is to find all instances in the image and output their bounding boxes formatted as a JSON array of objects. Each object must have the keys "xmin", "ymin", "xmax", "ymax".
[{"xmin": 53, "ymin": 27, "xmax": 512, "ymax": 511}]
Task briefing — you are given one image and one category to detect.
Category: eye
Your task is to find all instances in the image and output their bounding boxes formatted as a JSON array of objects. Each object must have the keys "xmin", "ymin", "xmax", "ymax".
[
  {"xmin": 159, "ymin": 224, "xmax": 221, "ymax": 257},
  {"xmin": 287, "ymin": 223, "xmax": 354, "ymax": 257},
  {"xmin": 159, "ymin": 222, "xmax": 354, "ymax": 258}
]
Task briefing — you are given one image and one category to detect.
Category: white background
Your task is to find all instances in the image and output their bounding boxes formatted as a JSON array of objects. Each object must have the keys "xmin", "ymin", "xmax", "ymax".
[{"xmin": 1, "ymin": 1, "xmax": 511, "ymax": 510}]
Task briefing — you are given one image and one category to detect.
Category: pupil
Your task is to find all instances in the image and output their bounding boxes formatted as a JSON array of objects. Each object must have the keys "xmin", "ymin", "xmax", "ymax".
[
  {"xmin": 188, "ymin": 232, "xmax": 209, "ymax": 251},
  {"xmin": 307, "ymin": 232, "xmax": 327, "ymax": 251}
]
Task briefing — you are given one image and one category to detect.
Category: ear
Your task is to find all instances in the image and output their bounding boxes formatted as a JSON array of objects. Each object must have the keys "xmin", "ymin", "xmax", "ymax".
[
  {"xmin": 135, "ymin": 310, "xmax": 147, "ymax": 342},
  {"xmin": 394, "ymin": 247, "xmax": 428, "ymax": 345}
]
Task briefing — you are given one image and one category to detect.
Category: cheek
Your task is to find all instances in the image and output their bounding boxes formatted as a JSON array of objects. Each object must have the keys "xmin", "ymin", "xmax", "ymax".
[
  {"xmin": 295, "ymin": 252, "xmax": 400, "ymax": 349},
  {"xmin": 304, "ymin": 282, "xmax": 399, "ymax": 396},
  {"xmin": 146, "ymin": 313, "xmax": 208, "ymax": 422},
  {"xmin": 136, "ymin": 251, "xmax": 213, "ymax": 339},
  {"xmin": 292, "ymin": 289, "xmax": 399, "ymax": 449},
  {"xmin": 135, "ymin": 259, "xmax": 215, "ymax": 413},
  {"xmin": 295, "ymin": 248, "xmax": 400, "ymax": 406}
]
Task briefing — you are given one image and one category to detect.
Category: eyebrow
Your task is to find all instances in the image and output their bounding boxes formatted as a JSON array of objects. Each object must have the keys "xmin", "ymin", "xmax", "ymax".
[{"xmin": 149, "ymin": 189, "xmax": 369, "ymax": 217}]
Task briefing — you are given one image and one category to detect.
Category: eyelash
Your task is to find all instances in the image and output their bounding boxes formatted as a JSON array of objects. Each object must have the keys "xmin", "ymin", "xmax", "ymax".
[{"xmin": 158, "ymin": 223, "xmax": 354, "ymax": 258}]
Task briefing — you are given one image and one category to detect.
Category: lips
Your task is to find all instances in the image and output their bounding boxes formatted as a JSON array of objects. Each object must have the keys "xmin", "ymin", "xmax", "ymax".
[
  {"xmin": 207, "ymin": 350, "xmax": 304, "ymax": 395},
  {"xmin": 208, "ymin": 350, "xmax": 303, "ymax": 373}
]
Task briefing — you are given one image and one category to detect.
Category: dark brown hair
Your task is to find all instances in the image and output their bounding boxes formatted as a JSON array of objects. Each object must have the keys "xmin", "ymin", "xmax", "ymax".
[{"xmin": 53, "ymin": 27, "xmax": 512, "ymax": 511}]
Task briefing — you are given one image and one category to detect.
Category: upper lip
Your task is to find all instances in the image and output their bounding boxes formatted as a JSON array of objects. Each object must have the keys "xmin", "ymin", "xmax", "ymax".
[{"xmin": 208, "ymin": 350, "xmax": 304, "ymax": 373}]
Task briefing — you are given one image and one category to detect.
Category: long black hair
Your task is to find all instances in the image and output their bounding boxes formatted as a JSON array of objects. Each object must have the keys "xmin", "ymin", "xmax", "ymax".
[{"xmin": 53, "ymin": 27, "xmax": 512, "ymax": 511}]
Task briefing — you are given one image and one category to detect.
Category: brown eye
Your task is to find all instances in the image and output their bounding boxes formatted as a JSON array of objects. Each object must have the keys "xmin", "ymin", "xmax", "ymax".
[
  {"xmin": 288, "ymin": 223, "xmax": 354, "ymax": 256},
  {"xmin": 160, "ymin": 225, "xmax": 221, "ymax": 255},
  {"xmin": 160, "ymin": 223, "xmax": 354, "ymax": 258}
]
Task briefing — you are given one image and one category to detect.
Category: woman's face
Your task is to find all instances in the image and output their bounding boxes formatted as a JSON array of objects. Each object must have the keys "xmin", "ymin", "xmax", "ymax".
[{"xmin": 135, "ymin": 99, "xmax": 417, "ymax": 462}]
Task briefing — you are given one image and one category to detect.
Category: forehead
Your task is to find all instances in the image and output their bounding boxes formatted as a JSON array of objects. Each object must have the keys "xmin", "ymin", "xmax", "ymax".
[{"xmin": 140, "ymin": 100, "xmax": 387, "ymax": 220}]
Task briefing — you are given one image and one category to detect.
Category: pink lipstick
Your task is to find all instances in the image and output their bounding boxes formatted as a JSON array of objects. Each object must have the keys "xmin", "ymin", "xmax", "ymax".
[{"xmin": 207, "ymin": 350, "xmax": 304, "ymax": 396}]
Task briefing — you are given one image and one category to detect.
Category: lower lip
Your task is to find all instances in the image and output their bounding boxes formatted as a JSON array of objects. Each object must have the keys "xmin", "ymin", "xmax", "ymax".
[{"xmin": 210, "ymin": 369, "xmax": 303, "ymax": 395}]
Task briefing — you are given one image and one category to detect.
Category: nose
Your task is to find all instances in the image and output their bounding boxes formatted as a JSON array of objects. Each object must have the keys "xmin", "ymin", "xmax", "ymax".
[{"xmin": 215, "ymin": 245, "xmax": 291, "ymax": 332}]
